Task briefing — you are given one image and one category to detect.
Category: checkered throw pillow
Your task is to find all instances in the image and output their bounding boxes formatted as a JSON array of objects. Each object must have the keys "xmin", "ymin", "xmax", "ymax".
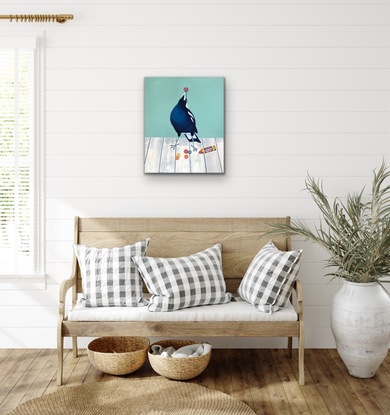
[
  {"xmin": 73, "ymin": 239, "xmax": 149, "ymax": 307},
  {"xmin": 132, "ymin": 243, "xmax": 232, "ymax": 312},
  {"xmin": 238, "ymin": 241, "xmax": 302, "ymax": 313}
]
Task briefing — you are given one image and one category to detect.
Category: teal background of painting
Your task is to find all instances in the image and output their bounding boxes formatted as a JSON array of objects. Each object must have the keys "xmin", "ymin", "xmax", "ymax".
[{"xmin": 144, "ymin": 77, "xmax": 224, "ymax": 138}]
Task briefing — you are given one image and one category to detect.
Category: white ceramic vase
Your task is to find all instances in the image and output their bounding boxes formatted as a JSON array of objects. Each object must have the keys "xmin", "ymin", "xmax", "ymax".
[{"xmin": 331, "ymin": 281, "xmax": 390, "ymax": 378}]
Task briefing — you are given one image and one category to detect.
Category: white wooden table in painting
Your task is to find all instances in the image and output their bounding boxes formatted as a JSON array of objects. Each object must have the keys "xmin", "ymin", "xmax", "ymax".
[{"xmin": 145, "ymin": 137, "xmax": 224, "ymax": 173}]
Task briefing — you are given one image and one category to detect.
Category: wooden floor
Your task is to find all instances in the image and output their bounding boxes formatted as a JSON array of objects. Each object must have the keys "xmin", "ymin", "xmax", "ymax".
[
  {"xmin": 144, "ymin": 137, "xmax": 224, "ymax": 173},
  {"xmin": 1, "ymin": 348, "xmax": 389, "ymax": 415}
]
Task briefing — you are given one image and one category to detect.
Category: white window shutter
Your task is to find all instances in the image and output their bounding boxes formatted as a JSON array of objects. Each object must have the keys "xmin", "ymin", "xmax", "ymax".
[{"xmin": 0, "ymin": 35, "xmax": 44, "ymax": 277}]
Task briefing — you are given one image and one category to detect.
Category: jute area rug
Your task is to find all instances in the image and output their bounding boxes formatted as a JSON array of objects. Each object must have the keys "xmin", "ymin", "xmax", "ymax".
[{"xmin": 7, "ymin": 377, "xmax": 256, "ymax": 415}]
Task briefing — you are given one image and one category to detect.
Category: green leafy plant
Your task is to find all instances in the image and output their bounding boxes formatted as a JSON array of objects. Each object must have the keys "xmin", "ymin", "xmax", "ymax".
[{"xmin": 269, "ymin": 162, "xmax": 390, "ymax": 287}]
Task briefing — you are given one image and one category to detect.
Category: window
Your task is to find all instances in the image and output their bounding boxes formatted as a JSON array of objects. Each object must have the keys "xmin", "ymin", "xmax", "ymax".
[{"xmin": 0, "ymin": 34, "xmax": 44, "ymax": 279}]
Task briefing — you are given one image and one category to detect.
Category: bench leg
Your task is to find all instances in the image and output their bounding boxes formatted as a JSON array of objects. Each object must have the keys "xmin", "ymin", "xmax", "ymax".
[
  {"xmin": 287, "ymin": 337, "xmax": 292, "ymax": 357},
  {"xmin": 72, "ymin": 336, "xmax": 78, "ymax": 358},
  {"xmin": 57, "ymin": 327, "xmax": 64, "ymax": 386},
  {"xmin": 298, "ymin": 322, "xmax": 305, "ymax": 385}
]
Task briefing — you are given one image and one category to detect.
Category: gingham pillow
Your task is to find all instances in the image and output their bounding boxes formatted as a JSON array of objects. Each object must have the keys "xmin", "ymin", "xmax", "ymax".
[
  {"xmin": 132, "ymin": 243, "xmax": 232, "ymax": 312},
  {"xmin": 238, "ymin": 241, "xmax": 302, "ymax": 313},
  {"xmin": 73, "ymin": 239, "xmax": 149, "ymax": 307}
]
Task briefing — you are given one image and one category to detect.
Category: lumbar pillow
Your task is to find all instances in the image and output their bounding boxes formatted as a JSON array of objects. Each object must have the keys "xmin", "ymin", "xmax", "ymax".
[
  {"xmin": 73, "ymin": 239, "xmax": 149, "ymax": 307},
  {"xmin": 132, "ymin": 243, "xmax": 232, "ymax": 312},
  {"xmin": 238, "ymin": 241, "xmax": 302, "ymax": 313}
]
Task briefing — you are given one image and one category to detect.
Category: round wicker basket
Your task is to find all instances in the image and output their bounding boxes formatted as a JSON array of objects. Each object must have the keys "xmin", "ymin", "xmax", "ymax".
[
  {"xmin": 148, "ymin": 340, "xmax": 211, "ymax": 380},
  {"xmin": 87, "ymin": 336, "xmax": 150, "ymax": 375}
]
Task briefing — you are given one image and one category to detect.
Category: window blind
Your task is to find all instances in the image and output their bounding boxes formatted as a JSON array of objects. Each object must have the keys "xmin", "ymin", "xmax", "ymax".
[{"xmin": 0, "ymin": 38, "xmax": 40, "ymax": 276}]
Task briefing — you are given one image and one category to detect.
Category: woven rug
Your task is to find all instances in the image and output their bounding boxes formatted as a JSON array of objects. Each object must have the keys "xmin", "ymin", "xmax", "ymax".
[{"xmin": 7, "ymin": 377, "xmax": 256, "ymax": 415}]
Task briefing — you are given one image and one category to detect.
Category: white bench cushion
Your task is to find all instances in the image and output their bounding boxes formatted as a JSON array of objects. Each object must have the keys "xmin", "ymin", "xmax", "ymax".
[{"xmin": 67, "ymin": 297, "xmax": 298, "ymax": 322}]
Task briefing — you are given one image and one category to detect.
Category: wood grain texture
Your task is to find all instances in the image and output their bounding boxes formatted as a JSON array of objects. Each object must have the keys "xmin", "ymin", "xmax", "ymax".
[
  {"xmin": 2, "ymin": 349, "xmax": 389, "ymax": 415},
  {"xmin": 62, "ymin": 321, "xmax": 300, "ymax": 338},
  {"xmin": 74, "ymin": 217, "xmax": 290, "ymax": 290}
]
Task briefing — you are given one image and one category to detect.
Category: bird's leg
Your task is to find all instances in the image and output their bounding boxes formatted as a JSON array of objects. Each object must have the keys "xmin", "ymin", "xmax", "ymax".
[
  {"xmin": 170, "ymin": 137, "xmax": 180, "ymax": 149},
  {"xmin": 184, "ymin": 133, "xmax": 198, "ymax": 151}
]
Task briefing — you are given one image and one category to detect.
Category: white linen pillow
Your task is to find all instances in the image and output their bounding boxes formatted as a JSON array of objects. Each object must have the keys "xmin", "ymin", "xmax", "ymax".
[
  {"xmin": 132, "ymin": 243, "xmax": 232, "ymax": 312},
  {"xmin": 238, "ymin": 241, "xmax": 302, "ymax": 313},
  {"xmin": 73, "ymin": 239, "xmax": 149, "ymax": 307}
]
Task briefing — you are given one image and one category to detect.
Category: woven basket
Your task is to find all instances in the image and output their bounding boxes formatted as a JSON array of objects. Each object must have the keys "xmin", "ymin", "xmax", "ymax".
[
  {"xmin": 87, "ymin": 336, "xmax": 150, "ymax": 375},
  {"xmin": 148, "ymin": 340, "xmax": 211, "ymax": 380}
]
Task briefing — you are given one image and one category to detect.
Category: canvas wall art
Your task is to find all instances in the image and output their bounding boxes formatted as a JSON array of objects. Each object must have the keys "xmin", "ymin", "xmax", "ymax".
[{"xmin": 144, "ymin": 77, "xmax": 224, "ymax": 174}]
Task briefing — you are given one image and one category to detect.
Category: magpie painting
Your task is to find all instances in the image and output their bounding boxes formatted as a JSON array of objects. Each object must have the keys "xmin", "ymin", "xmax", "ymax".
[{"xmin": 144, "ymin": 77, "xmax": 224, "ymax": 173}]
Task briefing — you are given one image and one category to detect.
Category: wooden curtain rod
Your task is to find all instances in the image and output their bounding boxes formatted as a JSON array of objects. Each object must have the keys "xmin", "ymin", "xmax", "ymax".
[{"xmin": 0, "ymin": 14, "xmax": 73, "ymax": 24}]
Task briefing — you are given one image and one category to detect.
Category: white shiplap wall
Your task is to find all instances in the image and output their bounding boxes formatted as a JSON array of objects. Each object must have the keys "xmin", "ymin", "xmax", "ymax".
[{"xmin": 1, "ymin": 0, "xmax": 389, "ymax": 348}]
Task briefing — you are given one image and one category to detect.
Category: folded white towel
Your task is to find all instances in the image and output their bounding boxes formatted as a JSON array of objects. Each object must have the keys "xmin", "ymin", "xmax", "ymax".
[
  {"xmin": 151, "ymin": 343, "xmax": 211, "ymax": 358},
  {"xmin": 161, "ymin": 346, "xmax": 176, "ymax": 358},
  {"xmin": 172, "ymin": 344, "xmax": 201, "ymax": 358}
]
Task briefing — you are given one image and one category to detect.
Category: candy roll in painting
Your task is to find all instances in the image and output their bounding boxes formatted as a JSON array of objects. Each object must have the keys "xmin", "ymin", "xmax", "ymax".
[{"xmin": 144, "ymin": 77, "xmax": 225, "ymax": 174}]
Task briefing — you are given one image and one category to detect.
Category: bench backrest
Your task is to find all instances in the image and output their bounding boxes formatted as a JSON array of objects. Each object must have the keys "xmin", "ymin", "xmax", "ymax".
[{"xmin": 72, "ymin": 217, "xmax": 291, "ymax": 294}]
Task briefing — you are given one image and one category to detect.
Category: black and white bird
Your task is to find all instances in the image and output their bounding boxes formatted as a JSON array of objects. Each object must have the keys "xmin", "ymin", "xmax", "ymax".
[{"xmin": 170, "ymin": 87, "xmax": 201, "ymax": 150}]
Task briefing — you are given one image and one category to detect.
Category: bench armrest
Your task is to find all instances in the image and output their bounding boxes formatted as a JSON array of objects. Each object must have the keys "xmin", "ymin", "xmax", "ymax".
[
  {"xmin": 58, "ymin": 275, "xmax": 77, "ymax": 320},
  {"xmin": 293, "ymin": 279, "xmax": 303, "ymax": 320}
]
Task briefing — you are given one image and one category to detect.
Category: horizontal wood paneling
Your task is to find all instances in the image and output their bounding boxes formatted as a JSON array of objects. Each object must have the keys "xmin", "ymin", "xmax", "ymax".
[
  {"xmin": 44, "ymin": 194, "xmax": 385, "ymax": 220},
  {"xmin": 46, "ymin": 68, "xmax": 390, "ymax": 90},
  {"xmin": 0, "ymin": 306, "xmax": 58, "ymax": 327},
  {"xmin": 0, "ymin": 286, "xmax": 60, "ymax": 307},
  {"xmin": 46, "ymin": 154, "xmax": 386, "ymax": 177},
  {"xmin": 46, "ymin": 47, "xmax": 389, "ymax": 69},
  {"xmin": 47, "ymin": 90, "xmax": 389, "ymax": 112},
  {"xmin": 1, "ymin": 0, "xmax": 387, "ymax": 4},
  {"xmin": 2, "ymin": 0, "xmax": 389, "ymax": 349},
  {"xmin": 45, "ymin": 176, "xmax": 378, "ymax": 199},
  {"xmin": 45, "ymin": 26, "xmax": 390, "ymax": 48},
  {"xmin": 46, "ymin": 197, "xmax": 297, "ymax": 219}
]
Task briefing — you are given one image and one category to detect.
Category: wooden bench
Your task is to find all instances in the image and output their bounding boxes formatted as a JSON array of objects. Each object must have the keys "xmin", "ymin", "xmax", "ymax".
[{"xmin": 57, "ymin": 217, "xmax": 304, "ymax": 385}]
